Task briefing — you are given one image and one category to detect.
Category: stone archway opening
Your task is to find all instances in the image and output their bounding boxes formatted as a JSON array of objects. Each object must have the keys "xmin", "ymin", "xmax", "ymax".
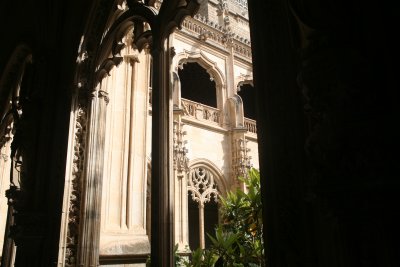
[
  {"xmin": 178, "ymin": 62, "xmax": 217, "ymax": 108},
  {"xmin": 238, "ymin": 83, "xmax": 256, "ymax": 121}
]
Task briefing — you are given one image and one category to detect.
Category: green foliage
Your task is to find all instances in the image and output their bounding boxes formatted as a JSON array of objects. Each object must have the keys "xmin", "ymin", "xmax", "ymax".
[{"xmin": 185, "ymin": 168, "xmax": 264, "ymax": 267}]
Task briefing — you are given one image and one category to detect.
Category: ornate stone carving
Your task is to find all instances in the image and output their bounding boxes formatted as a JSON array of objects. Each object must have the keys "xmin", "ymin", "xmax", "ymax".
[
  {"xmin": 173, "ymin": 120, "xmax": 189, "ymax": 173},
  {"xmin": 181, "ymin": 99, "xmax": 221, "ymax": 124},
  {"xmin": 188, "ymin": 167, "xmax": 219, "ymax": 206},
  {"xmin": 187, "ymin": 166, "xmax": 220, "ymax": 249},
  {"xmin": 233, "ymin": 0, "xmax": 247, "ymax": 9},
  {"xmin": 65, "ymin": 106, "xmax": 87, "ymax": 266},
  {"xmin": 181, "ymin": 16, "xmax": 252, "ymax": 57},
  {"xmin": 232, "ymin": 136, "xmax": 252, "ymax": 180},
  {"xmin": 217, "ymin": 0, "xmax": 228, "ymax": 16}
]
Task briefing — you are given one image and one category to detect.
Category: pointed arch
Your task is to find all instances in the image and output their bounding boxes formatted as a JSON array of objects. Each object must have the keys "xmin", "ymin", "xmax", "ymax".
[
  {"xmin": 187, "ymin": 158, "xmax": 226, "ymax": 250},
  {"xmin": 173, "ymin": 50, "xmax": 226, "ymax": 113},
  {"xmin": 173, "ymin": 50, "xmax": 225, "ymax": 89}
]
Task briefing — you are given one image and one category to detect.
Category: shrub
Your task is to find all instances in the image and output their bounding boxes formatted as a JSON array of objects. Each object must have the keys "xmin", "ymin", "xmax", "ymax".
[{"xmin": 181, "ymin": 168, "xmax": 264, "ymax": 267}]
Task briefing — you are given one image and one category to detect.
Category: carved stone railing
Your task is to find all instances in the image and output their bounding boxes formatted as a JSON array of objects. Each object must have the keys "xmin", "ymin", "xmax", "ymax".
[
  {"xmin": 180, "ymin": 16, "xmax": 252, "ymax": 60},
  {"xmin": 244, "ymin": 118, "xmax": 257, "ymax": 134},
  {"xmin": 181, "ymin": 98, "xmax": 221, "ymax": 125}
]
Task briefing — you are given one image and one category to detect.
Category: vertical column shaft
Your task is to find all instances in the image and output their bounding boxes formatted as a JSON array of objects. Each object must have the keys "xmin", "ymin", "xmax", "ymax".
[
  {"xmin": 77, "ymin": 89, "xmax": 108, "ymax": 267},
  {"xmin": 151, "ymin": 38, "xmax": 174, "ymax": 267},
  {"xmin": 199, "ymin": 204, "xmax": 205, "ymax": 250}
]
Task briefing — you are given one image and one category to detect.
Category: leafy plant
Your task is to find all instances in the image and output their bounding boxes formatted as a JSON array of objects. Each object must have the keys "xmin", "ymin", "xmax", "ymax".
[{"xmin": 187, "ymin": 168, "xmax": 264, "ymax": 267}]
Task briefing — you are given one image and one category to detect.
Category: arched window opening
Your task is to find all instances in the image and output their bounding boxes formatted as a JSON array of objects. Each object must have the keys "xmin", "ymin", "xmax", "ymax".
[
  {"xmin": 238, "ymin": 83, "xmax": 256, "ymax": 120},
  {"xmin": 188, "ymin": 196, "xmax": 200, "ymax": 250},
  {"xmin": 187, "ymin": 193, "xmax": 219, "ymax": 250},
  {"xmin": 187, "ymin": 166, "xmax": 220, "ymax": 251},
  {"xmin": 203, "ymin": 200, "xmax": 218, "ymax": 248},
  {"xmin": 178, "ymin": 62, "xmax": 217, "ymax": 108}
]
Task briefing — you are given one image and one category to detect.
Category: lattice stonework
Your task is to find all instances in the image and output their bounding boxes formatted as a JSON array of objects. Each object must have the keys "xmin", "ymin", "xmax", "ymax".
[
  {"xmin": 187, "ymin": 166, "xmax": 220, "ymax": 249},
  {"xmin": 233, "ymin": 0, "xmax": 248, "ymax": 9},
  {"xmin": 188, "ymin": 167, "xmax": 219, "ymax": 206}
]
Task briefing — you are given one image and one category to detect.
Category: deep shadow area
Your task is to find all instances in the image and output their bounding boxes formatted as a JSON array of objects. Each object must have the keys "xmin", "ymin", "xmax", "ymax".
[
  {"xmin": 179, "ymin": 62, "xmax": 217, "ymax": 107},
  {"xmin": 238, "ymin": 84, "xmax": 256, "ymax": 120}
]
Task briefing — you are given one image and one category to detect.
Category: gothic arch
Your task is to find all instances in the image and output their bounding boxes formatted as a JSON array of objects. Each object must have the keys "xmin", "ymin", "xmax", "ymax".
[
  {"xmin": 174, "ymin": 50, "xmax": 225, "ymax": 88},
  {"xmin": 186, "ymin": 158, "xmax": 226, "ymax": 250},
  {"xmin": 66, "ymin": 1, "xmax": 206, "ymax": 265},
  {"xmin": 173, "ymin": 50, "xmax": 226, "ymax": 110},
  {"xmin": 188, "ymin": 158, "xmax": 227, "ymax": 196}
]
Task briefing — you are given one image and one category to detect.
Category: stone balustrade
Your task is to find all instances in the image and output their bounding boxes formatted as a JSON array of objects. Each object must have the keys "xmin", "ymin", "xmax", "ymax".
[
  {"xmin": 181, "ymin": 98, "xmax": 221, "ymax": 124},
  {"xmin": 244, "ymin": 118, "xmax": 257, "ymax": 134},
  {"xmin": 181, "ymin": 98, "xmax": 257, "ymax": 135}
]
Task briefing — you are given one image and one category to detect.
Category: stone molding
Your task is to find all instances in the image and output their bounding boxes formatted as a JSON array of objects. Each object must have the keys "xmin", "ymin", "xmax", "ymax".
[
  {"xmin": 64, "ymin": 106, "xmax": 87, "ymax": 267},
  {"xmin": 180, "ymin": 15, "xmax": 252, "ymax": 60}
]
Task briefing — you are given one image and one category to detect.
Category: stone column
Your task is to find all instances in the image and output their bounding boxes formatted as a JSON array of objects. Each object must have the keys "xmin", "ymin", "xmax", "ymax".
[
  {"xmin": 77, "ymin": 88, "xmax": 109, "ymax": 266},
  {"xmin": 198, "ymin": 203, "xmax": 205, "ymax": 250},
  {"xmin": 150, "ymin": 37, "xmax": 174, "ymax": 267},
  {"xmin": 173, "ymin": 109, "xmax": 190, "ymax": 252},
  {"xmin": 58, "ymin": 91, "xmax": 88, "ymax": 267}
]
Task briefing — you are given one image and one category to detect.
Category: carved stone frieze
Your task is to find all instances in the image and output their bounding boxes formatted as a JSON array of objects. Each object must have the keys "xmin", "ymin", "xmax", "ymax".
[
  {"xmin": 65, "ymin": 106, "xmax": 87, "ymax": 266},
  {"xmin": 181, "ymin": 99, "xmax": 221, "ymax": 124},
  {"xmin": 181, "ymin": 16, "xmax": 252, "ymax": 58}
]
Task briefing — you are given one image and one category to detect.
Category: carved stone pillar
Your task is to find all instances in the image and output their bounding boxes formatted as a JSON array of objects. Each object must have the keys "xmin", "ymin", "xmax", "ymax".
[
  {"xmin": 173, "ymin": 110, "xmax": 190, "ymax": 252},
  {"xmin": 231, "ymin": 129, "xmax": 252, "ymax": 189},
  {"xmin": 124, "ymin": 1, "xmax": 202, "ymax": 264},
  {"xmin": 76, "ymin": 88, "xmax": 109, "ymax": 267},
  {"xmin": 58, "ymin": 94, "xmax": 88, "ymax": 267}
]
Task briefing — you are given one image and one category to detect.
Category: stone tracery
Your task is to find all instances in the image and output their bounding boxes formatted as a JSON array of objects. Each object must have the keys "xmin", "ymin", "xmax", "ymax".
[
  {"xmin": 187, "ymin": 165, "xmax": 221, "ymax": 250},
  {"xmin": 188, "ymin": 167, "xmax": 219, "ymax": 206}
]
